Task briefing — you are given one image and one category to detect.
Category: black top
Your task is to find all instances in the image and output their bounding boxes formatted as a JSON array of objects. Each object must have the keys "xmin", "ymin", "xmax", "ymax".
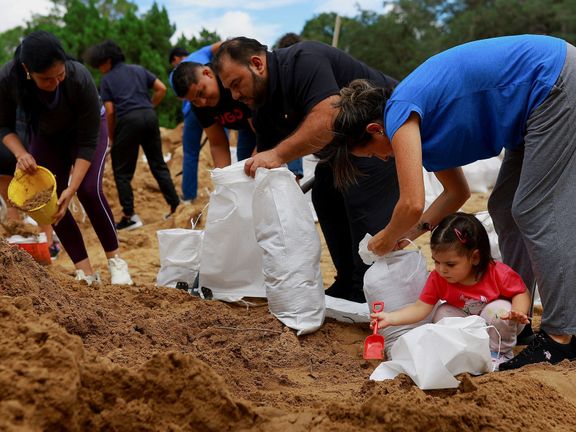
[
  {"xmin": 194, "ymin": 76, "xmax": 252, "ymax": 130},
  {"xmin": 0, "ymin": 59, "xmax": 102, "ymax": 161},
  {"xmin": 100, "ymin": 62, "xmax": 156, "ymax": 118},
  {"xmin": 254, "ymin": 41, "xmax": 397, "ymax": 151}
]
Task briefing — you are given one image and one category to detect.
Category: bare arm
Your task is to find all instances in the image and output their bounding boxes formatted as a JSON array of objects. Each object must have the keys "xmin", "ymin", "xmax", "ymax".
[
  {"xmin": 2, "ymin": 132, "xmax": 36, "ymax": 173},
  {"xmin": 204, "ymin": 123, "xmax": 232, "ymax": 168},
  {"xmin": 369, "ymin": 114, "xmax": 470, "ymax": 255},
  {"xmin": 371, "ymin": 300, "xmax": 434, "ymax": 328},
  {"xmin": 53, "ymin": 158, "xmax": 91, "ymax": 225},
  {"xmin": 151, "ymin": 79, "xmax": 167, "ymax": 107},
  {"xmin": 104, "ymin": 101, "xmax": 115, "ymax": 145},
  {"xmin": 499, "ymin": 291, "xmax": 531, "ymax": 324},
  {"xmin": 368, "ymin": 114, "xmax": 426, "ymax": 254},
  {"xmin": 244, "ymin": 95, "xmax": 339, "ymax": 177},
  {"xmin": 401, "ymin": 168, "xmax": 470, "ymax": 242}
]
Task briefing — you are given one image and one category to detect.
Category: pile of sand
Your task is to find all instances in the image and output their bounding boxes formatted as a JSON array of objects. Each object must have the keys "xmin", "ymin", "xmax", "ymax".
[{"xmin": 1, "ymin": 127, "xmax": 575, "ymax": 431}]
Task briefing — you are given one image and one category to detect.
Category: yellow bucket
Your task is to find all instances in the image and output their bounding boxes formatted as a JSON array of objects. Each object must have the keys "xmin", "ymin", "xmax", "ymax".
[{"xmin": 8, "ymin": 166, "xmax": 58, "ymax": 225}]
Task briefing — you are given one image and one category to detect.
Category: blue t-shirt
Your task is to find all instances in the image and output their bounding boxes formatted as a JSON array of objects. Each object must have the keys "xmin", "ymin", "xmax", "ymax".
[
  {"xmin": 100, "ymin": 62, "xmax": 156, "ymax": 118},
  {"xmin": 170, "ymin": 44, "xmax": 214, "ymax": 116},
  {"xmin": 384, "ymin": 35, "xmax": 566, "ymax": 172}
]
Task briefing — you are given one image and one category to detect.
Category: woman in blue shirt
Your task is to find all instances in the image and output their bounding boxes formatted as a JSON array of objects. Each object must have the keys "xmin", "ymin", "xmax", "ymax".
[{"xmin": 328, "ymin": 35, "xmax": 576, "ymax": 370}]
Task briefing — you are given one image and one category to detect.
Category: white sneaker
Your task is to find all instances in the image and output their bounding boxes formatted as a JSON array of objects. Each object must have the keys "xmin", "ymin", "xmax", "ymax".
[
  {"xmin": 108, "ymin": 255, "xmax": 134, "ymax": 285},
  {"xmin": 491, "ymin": 350, "xmax": 514, "ymax": 371},
  {"xmin": 75, "ymin": 270, "xmax": 102, "ymax": 286}
]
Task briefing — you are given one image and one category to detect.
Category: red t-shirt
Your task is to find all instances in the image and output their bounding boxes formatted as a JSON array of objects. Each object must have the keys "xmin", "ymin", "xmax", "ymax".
[{"xmin": 419, "ymin": 262, "xmax": 526, "ymax": 315}]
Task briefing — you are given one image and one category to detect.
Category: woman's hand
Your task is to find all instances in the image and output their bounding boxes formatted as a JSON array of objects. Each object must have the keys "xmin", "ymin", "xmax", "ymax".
[
  {"xmin": 53, "ymin": 187, "xmax": 75, "ymax": 225},
  {"xmin": 367, "ymin": 230, "xmax": 400, "ymax": 256},
  {"xmin": 16, "ymin": 152, "xmax": 37, "ymax": 174},
  {"xmin": 498, "ymin": 309, "xmax": 530, "ymax": 325}
]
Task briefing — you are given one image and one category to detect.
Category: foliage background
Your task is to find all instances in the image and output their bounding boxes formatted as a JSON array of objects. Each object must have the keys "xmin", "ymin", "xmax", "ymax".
[{"xmin": 2, "ymin": 0, "xmax": 576, "ymax": 127}]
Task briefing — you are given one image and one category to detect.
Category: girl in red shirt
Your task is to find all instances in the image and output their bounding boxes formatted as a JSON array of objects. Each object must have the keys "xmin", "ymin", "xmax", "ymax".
[{"xmin": 371, "ymin": 212, "xmax": 531, "ymax": 369}]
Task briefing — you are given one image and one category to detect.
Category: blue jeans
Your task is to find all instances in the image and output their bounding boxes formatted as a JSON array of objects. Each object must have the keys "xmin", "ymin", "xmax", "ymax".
[{"xmin": 182, "ymin": 110, "xmax": 203, "ymax": 201}]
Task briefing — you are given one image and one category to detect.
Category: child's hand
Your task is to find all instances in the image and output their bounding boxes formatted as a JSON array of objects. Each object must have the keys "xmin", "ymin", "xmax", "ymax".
[
  {"xmin": 370, "ymin": 312, "xmax": 394, "ymax": 329},
  {"xmin": 498, "ymin": 309, "xmax": 530, "ymax": 324}
]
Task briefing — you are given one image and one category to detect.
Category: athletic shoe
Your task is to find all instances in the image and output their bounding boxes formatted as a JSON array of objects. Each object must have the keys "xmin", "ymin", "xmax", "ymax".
[
  {"xmin": 491, "ymin": 350, "xmax": 513, "ymax": 372},
  {"xmin": 116, "ymin": 214, "xmax": 143, "ymax": 231},
  {"xmin": 108, "ymin": 255, "xmax": 134, "ymax": 285},
  {"xmin": 75, "ymin": 270, "xmax": 102, "ymax": 286},
  {"xmin": 499, "ymin": 330, "xmax": 576, "ymax": 371},
  {"xmin": 517, "ymin": 323, "xmax": 536, "ymax": 345}
]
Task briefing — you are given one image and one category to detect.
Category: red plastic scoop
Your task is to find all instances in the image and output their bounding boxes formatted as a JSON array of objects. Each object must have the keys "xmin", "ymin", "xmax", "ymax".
[{"xmin": 363, "ymin": 302, "xmax": 385, "ymax": 360}]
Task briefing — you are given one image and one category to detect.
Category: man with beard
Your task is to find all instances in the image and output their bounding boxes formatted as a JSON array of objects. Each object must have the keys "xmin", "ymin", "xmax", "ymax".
[{"xmin": 212, "ymin": 37, "xmax": 399, "ymax": 303}]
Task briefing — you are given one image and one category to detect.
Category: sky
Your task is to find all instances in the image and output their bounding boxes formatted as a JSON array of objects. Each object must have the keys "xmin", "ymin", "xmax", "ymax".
[{"xmin": 0, "ymin": 0, "xmax": 389, "ymax": 46}]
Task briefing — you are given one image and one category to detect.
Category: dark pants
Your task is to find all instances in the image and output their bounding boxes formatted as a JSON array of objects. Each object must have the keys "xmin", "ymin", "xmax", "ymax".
[
  {"xmin": 111, "ymin": 108, "xmax": 180, "ymax": 216},
  {"xmin": 312, "ymin": 156, "xmax": 399, "ymax": 302},
  {"xmin": 30, "ymin": 115, "xmax": 118, "ymax": 264}
]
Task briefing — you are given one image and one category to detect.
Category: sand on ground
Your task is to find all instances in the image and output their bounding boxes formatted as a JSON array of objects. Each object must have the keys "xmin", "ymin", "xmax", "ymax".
[{"xmin": 1, "ymin": 126, "xmax": 574, "ymax": 431}]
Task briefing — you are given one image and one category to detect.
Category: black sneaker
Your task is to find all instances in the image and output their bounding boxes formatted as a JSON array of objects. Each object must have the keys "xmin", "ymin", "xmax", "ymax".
[
  {"xmin": 499, "ymin": 330, "xmax": 576, "ymax": 371},
  {"xmin": 517, "ymin": 323, "xmax": 535, "ymax": 345},
  {"xmin": 116, "ymin": 214, "xmax": 143, "ymax": 231}
]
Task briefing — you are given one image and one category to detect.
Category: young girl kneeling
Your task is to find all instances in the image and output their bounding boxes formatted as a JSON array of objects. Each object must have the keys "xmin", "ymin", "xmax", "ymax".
[{"xmin": 371, "ymin": 212, "xmax": 531, "ymax": 370}]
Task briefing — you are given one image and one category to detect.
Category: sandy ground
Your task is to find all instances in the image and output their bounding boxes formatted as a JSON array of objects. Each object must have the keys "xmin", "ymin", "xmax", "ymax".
[{"xmin": 1, "ymin": 127, "xmax": 575, "ymax": 431}]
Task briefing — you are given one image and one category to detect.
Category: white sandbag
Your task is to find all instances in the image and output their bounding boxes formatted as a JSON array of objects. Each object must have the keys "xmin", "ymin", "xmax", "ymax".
[
  {"xmin": 325, "ymin": 295, "xmax": 369, "ymax": 323},
  {"xmin": 363, "ymin": 245, "xmax": 432, "ymax": 356},
  {"xmin": 156, "ymin": 229, "xmax": 203, "ymax": 288},
  {"xmin": 462, "ymin": 157, "xmax": 502, "ymax": 193},
  {"xmin": 369, "ymin": 316, "xmax": 492, "ymax": 389},
  {"xmin": 423, "ymin": 155, "xmax": 502, "ymax": 209},
  {"xmin": 252, "ymin": 167, "xmax": 325, "ymax": 335},
  {"xmin": 474, "ymin": 211, "xmax": 502, "ymax": 261},
  {"xmin": 423, "ymin": 169, "xmax": 445, "ymax": 210},
  {"xmin": 199, "ymin": 161, "xmax": 265, "ymax": 301}
]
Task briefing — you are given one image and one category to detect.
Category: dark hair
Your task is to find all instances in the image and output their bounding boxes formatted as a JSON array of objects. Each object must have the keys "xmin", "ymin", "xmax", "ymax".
[
  {"xmin": 324, "ymin": 79, "xmax": 390, "ymax": 189},
  {"xmin": 276, "ymin": 32, "xmax": 301, "ymax": 48},
  {"xmin": 13, "ymin": 30, "xmax": 68, "ymax": 130},
  {"xmin": 212, "ymin": 37, "xmax": 268, "ymax": 75},
  {"xmin": 84, "ymin": 40, "xmax": 125, "ymax": 68},
  {"xmin": 171, "ymin": 62, "xmax": 204, "ymax": 97},
  {"xmin": 169, "ymin": 47, "xmax": 189, "ymax": 64},
  {"xmin": 430, "ymin": 212, "xmax": 494, "ymax": 278}
]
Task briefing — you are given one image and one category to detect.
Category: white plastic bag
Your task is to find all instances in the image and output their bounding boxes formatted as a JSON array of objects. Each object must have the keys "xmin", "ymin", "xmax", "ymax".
[
  {"xmin": 252, "ymin": 167, "xmax": 325, "ymax": 335},
  {"xmin": 369, "ymin": 316, "xmax": 492, "ymax": 389},
  {"xmin": 363, "ymin": 245, "xmax": 432, "ymax": 356},
  {"xmin": 325, "ymin": 295, "xmax": 369, "ymax": 323},
  {"xmin": 462, "ymin": 157, "xmax": 502, "ymax": 193},
  {"xmin": 475, "ymin": 211, "xmax": 502, "ymax": 261},
  {"xmin": 199, "ymin": 161, "xmax": 265, "ymax": 301},
  {"xmin": 156, "ymin": 229, "xmax": 203, "ymax": 288}
]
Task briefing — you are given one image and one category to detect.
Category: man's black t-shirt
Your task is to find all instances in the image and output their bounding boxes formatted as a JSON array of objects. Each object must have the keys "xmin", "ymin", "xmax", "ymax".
[
  {"xmin": 194, "ymin": 77, "xmax": 252, "ymax": 130},
  {"xmin": 254, "ymin": 41, "xmax": 397, "ymax": 151}
]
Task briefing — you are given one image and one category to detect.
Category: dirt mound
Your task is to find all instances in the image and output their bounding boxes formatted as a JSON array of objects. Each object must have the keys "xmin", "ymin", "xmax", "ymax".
[{"xmin": 1, "ymin": 126, "xmax": 576, "ymax": 431}]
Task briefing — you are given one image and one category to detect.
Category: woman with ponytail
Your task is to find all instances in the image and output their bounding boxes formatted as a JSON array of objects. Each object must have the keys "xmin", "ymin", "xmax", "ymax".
[{"xmin": 0, "ymin": 30, "xmax": 133, "ymax": 285}]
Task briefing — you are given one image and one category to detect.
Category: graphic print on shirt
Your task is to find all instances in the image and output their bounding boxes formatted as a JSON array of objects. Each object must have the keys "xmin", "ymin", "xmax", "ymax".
[
  {"xmin": 461, "ymin": 295, "xmax": 488, "ymax": 315},
  {"xmin": 216, "ymin": 108, "xmax": 244, "ymax": 127}
]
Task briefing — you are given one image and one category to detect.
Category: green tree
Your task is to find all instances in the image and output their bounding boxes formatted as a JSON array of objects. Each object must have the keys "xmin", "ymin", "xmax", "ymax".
[{"xmin": 0, "ymin": 27, "xmax": 24, "ymax": 65}]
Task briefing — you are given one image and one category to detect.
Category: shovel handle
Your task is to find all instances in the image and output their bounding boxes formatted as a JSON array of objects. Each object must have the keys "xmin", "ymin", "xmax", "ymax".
[
  {"xmin": 371, "ymin": 302, "xmax": 384, "ymax": 335},
  {"xmin": 372, "ymin": 301, "xmax": 384, "ymax": 313}
]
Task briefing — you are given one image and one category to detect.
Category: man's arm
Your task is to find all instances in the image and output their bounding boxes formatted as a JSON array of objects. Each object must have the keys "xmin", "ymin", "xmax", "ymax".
[
  {"xmin": 151, "ymin": 79, "xmax": 167, "ymax": 107},
  {"xmin": 104, "ymin": 101, "xmax": 115, "ymax": 144},
  {"xmin": 204, "ymin": 123, "xmax": 232, "ymax": 168},
  {"xmin": 244, "ymin": 95, "xmax": 339, "ymax": 177}
]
